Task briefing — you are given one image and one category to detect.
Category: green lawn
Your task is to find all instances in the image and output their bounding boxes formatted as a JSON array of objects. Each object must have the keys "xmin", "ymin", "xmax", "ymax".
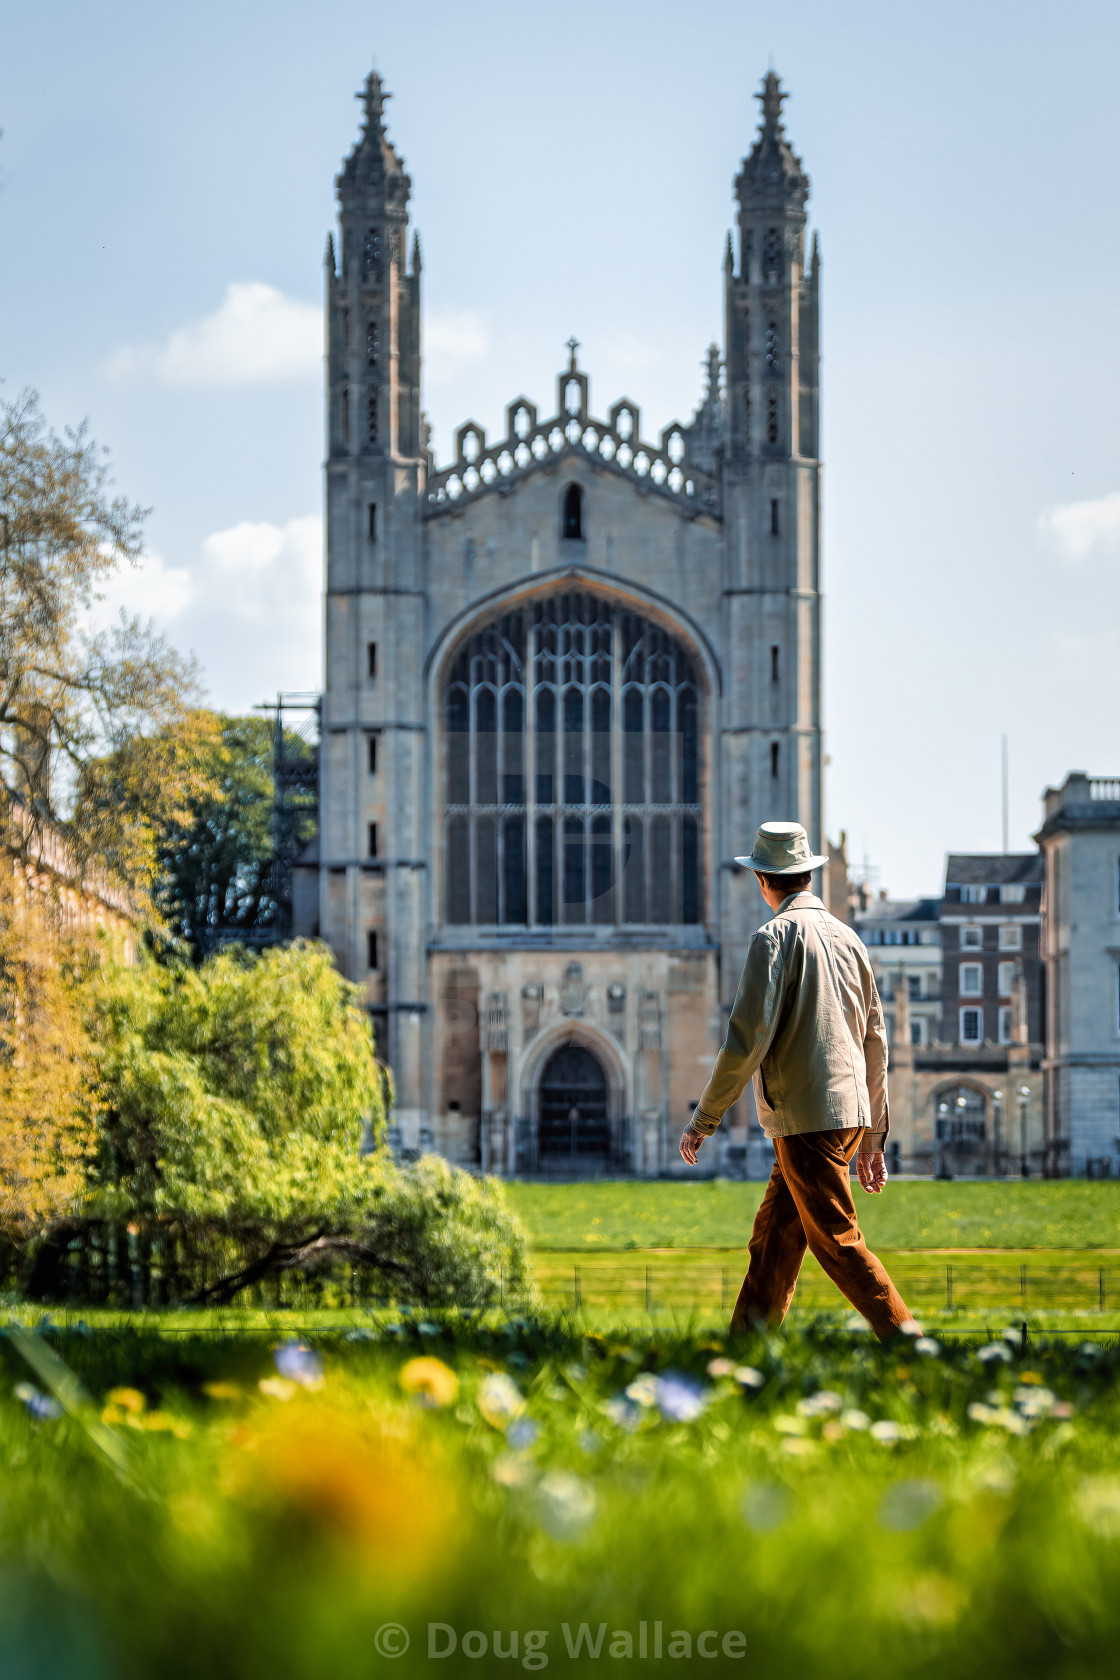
[
  {"xmin": 505, "ymin": 1178, "xmax": 1120, "ymax": 1251},
  {"xmin": 3, "ymin": 1315, "xmax": 1120, "ymax": 1678}
]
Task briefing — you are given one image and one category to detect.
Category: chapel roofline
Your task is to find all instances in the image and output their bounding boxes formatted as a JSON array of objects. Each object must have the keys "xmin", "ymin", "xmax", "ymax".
[{"xmin": 424, "ymin": 347, "xmax": 721, "ymax": 522}]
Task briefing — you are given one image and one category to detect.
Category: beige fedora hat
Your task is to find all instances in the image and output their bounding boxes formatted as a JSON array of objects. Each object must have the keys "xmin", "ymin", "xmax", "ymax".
[{"xmin": 736, "ymin": 820, "xmax": 829, "ymax": 875}]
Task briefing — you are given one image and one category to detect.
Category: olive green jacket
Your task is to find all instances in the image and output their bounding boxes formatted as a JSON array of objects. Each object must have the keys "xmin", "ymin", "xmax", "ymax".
[{"xmin": 691, "ymin": 893, "xmax": 889, "ymax": 1154}]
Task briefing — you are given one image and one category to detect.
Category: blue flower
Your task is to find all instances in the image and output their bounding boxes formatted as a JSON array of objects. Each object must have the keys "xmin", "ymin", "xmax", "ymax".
[
  {"xmin": 273, "ymin": 1342, "xmax": 325, "ymax": 1388},
  {"xmin": 14, "ymin": 1382, "xmax": 62, "ymax": 1421},
  {"xmin": 506, "ymin": 1418, "xmax": 540, "ymax": 1452},
  {"xmin": 653, "ymin": 1372, "xmax": 709, "ymax": 1423}
]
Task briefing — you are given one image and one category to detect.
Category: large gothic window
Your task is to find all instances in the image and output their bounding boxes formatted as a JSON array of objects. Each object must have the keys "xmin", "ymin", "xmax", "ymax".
[{"xmin": 444, "ymin": 593, "xmax": 702, "ymax": 928}]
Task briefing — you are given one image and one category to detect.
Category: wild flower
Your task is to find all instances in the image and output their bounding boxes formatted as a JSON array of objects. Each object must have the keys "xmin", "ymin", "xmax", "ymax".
[
  {"xmin": 228, "ymin": 1405, "xmax": 454, "ymax": 1572},
  {"xmin": 14, "ymin": 1382, "xmax": 62, "ymax": 1421},
  {"xmin": 107, "ymin": 1388, "xmax": 146, "ymax": 1415},
  {"xmin": 734, "ymin": 1366, "xmax": 766, "ymax": 1390},
  {"xmin": 400, "ymin": 1357, "xmax": 460, "ymax": 1408},
  {"xmin": 273, "ymin": 1343, "xmax": 325, "ymax": 1390},
  {"xmin": 536, "ymin": 1471, "xmax": 596, "ymax": 1540},
  {"xmin": 914, "ymin": 1338, "xmax": 941, "ymax": 1357},
  {"xmin": 478, "ymin": 1373, "xmax": 524, "ymax": 1428},
  {"xmin": 652, "ymin": 1373, "xmax": 709, "ymax": 1423},
  {"xmin": 603, "ymin": 1397, "xmax": 643, "ymax": 1432},
  {"xmin": 624, "ymin": 1374, "xmax": 659, "ymax": 1408},
  {"xmin": 506, "ymin": 1418, "xmax": 541, "ymax": 1452},
  {"xmin": 796, "ymin": 1391, "xmax": 843, "ymax": 1418}
]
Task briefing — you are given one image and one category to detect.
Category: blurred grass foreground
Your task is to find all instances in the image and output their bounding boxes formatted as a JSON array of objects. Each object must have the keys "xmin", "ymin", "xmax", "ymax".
[{"xmin": 3, "ymin": 1311, "xmax": 1120, "ymax": 1680}]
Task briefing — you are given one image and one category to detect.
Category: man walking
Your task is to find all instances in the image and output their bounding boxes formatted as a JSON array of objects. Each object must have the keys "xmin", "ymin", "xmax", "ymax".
[{"xmin": 680, "ymin": 821, "xmax": 912, "ymax": 1342}]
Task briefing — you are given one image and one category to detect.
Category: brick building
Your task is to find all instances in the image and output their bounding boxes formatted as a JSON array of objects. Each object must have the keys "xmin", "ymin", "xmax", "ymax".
[
  {"xmin": 852, "ymin": 895, "xmax": 941, "ymax": 1048},
  {"xmin": 865, "ymin": 855, "xmax": 1045, "ymax": 1177}
]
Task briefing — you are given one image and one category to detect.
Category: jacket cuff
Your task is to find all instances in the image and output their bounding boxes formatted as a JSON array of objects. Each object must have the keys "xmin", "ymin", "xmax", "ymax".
[
  {"xmin": 859, "ymin": 1128, "xmax": 888, "ymax": 1156},
  {"xmin": 690, "ymin": 1108, "xmax": 721, "ymax": 1138}
]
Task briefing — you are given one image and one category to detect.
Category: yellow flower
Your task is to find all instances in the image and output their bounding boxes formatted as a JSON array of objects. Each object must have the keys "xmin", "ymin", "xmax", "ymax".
[
  {"xmin": 227, "ymin": 1404, "xmax": 456, "ymax": 1575},
  {"xmin": 202, "ymin": 1381, "xmax": 245, "ymax": 1403},
  {"xmin": 140, "ymin": 1411, "xmax": 192, "ymax": 1439},
  {"xmin": 400, "ymin": 1357, "xmax": 460, "ymax": 1408},
  {"xmin": 106, "ymin": 1387, "xmax": 146, "ymax": 1415}
]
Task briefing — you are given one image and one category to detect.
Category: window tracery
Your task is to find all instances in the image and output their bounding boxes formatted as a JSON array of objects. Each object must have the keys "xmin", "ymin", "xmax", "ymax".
[{"xmin": 444, "ymin": 594, "xmax": 702, "ymax": 929}]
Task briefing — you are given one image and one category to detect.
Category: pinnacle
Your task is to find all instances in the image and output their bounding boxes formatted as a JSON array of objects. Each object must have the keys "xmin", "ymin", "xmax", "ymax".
[
  {"xmin": 358, "ymin": 67, "xmax": 391, "ymax": 136},
  {"xmin": 755, "ymin": 69, "xmax": 786, "ymax": 132},
  {"xmin": 736, "ymin": 68, "xmax": 809, "ymax": 212}
]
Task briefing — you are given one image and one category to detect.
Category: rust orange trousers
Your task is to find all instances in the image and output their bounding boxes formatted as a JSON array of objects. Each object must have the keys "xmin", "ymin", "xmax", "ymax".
[{"xmin": 731, "ymin": 1127, "xmax": 911, "ymax": 1343}]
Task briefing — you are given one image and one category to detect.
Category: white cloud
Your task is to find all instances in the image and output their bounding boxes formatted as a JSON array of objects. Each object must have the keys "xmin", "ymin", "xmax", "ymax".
[
  {"xmin": 105, "ymin": 283, "xmax": 322, "ymax": 387},
  {"xmin": 1038, "ymin": 490, "xmax": 1120, "ymax": 561},
  {"xmin": 93, "ymin": 516, "xmax": 323, "ymax": 709}
]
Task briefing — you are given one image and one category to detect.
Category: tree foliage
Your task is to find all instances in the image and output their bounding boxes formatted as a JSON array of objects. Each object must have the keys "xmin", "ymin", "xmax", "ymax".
[
  {"xmin": 92, "ymin": 709, "xmax": 317, "ymax": 959},
  {"xmin": 88, "ymin": 940, "xmax": 385, "ymax": 1231},
  {"xmin": 0, "ymin": 869, "xmax": 97, "ymax": 1245},
  {"xmin": 0, "ymin": 388, "xmax": 198, "ymax": 898}
]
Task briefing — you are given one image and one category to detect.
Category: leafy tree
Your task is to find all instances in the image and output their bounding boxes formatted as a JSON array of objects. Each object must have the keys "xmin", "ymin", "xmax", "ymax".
[
  {"xmin": 0, "ymin": 870, "xmax": 97, "ymax": 1248},
  {"xmin": 88, "ymin": 940, "xmax": 384, "ymax": 1234},
  {"xmin": 93, "ymin": 709, "xmax": 317, "ymax": 959},
  {"xmin": 154, "ymin": 712, "xmax": 315, "ymax": 956},
  {"xmin": 0, "ymin": 388, "xmax": 198, "ymax": 898},
  {"xmin": 22, "ymin": 939, "xmax": 531, "ymax": 1308}
]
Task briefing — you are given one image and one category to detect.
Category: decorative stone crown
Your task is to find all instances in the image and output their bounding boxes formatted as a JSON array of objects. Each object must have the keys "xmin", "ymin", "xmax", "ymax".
[{"xmin": 424, "ymin": 346, "xmax": 721, "ymax": 521}]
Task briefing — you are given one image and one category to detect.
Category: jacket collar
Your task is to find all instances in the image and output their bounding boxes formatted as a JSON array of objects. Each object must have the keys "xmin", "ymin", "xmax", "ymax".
[{"xmin": 776, "ymin": 891, "xmax": 826, "ymax": 914}]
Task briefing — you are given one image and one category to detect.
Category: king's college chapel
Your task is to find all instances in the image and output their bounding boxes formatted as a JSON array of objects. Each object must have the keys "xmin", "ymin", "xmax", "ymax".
[{"xmin": 302, "ymin": 66, "xmax": 824, "ymax": 1178}]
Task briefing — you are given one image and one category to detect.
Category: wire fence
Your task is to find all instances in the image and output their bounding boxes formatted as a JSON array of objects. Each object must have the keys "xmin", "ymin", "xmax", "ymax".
[{"xmin": 532, "ymin": 1255, "xmax": 1120, "ymax": 1318}]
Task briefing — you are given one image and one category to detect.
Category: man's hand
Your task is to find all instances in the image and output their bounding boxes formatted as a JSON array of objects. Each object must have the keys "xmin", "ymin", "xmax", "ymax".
[
  {"xmin": 857, "ymin": 1150, "xmax": 888, "ymax": 1194},
  {"xmin": 679, "ymin": 1124, "xmax": 705, "ymax": 1166}
]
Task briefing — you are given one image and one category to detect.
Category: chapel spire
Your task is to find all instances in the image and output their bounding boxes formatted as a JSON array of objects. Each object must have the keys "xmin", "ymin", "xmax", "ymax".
[
  {"xmin": 336, "ymin": 65, "xmax": 410, "ymax": 201},
  {"xmin": 735, "ymin": 70, "xmax": 809, "ymax": 214}
]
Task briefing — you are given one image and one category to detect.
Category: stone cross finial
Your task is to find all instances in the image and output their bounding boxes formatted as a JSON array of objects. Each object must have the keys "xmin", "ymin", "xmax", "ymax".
[
  {"xmin": 358, "ymin": 69, "xmax": 389, "ymax": 133},
  {"xmin": 756, "ymin": 70, "xmax": 786, "ymax": 129},
  {"xmin": 565, "ymin": 336, "xmax": 580, "ymax": 371}
]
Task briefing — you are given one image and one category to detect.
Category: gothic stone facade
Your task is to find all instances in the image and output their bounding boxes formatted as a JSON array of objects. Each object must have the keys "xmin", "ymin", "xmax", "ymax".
[{"xmin": 311, "ymin": 69, "xmax": 823, "ymax": 1177}]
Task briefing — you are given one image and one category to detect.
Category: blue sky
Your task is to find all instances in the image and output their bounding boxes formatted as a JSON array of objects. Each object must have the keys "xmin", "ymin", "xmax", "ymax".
[{"xmin": 2, "ymin": 0, "xmax": 1118, "ymax": 896}]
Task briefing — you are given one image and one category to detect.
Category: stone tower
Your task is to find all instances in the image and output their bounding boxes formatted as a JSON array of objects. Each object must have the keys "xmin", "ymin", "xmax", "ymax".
[
  {"xmin": 313, "ymin": 67, "xmax": 824, "ymax": 1176},
  {"xmin": 320, "ymin": 71, "xmax": 428, "ymax": 1143},
  {"xmin": 721, "ymin": 70, "xmax": 822, "ymax": 979}
]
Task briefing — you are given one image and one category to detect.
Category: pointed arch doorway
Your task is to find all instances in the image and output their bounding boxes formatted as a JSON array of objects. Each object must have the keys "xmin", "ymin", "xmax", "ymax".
[{"xmin": 538, "ymin": 1043, "xmax": 609, "ymax": 1163}]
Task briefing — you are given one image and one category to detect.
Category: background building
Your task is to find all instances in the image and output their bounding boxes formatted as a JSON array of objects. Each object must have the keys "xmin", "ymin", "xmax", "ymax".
[
  {"xmin": 852, "ymin": 895, "xmax": 941, "ymax": 1048},
  {"xmin": 1036, "ymin": 772, "xmax": 1120, "ymax": 1177},
  {"xmin": 868, "ymin": 854, "xmax": 1045, "ymax": 1177},
  {"xmin": 305, "ymin": 68, "xmax": 824, "ymax": 1177}
]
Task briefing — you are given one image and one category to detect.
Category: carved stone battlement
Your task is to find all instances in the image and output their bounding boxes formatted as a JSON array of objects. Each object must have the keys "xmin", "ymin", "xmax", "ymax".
[{"xmin": 424, "ymin": 353, "xmax": 721, "ymax": 522}]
